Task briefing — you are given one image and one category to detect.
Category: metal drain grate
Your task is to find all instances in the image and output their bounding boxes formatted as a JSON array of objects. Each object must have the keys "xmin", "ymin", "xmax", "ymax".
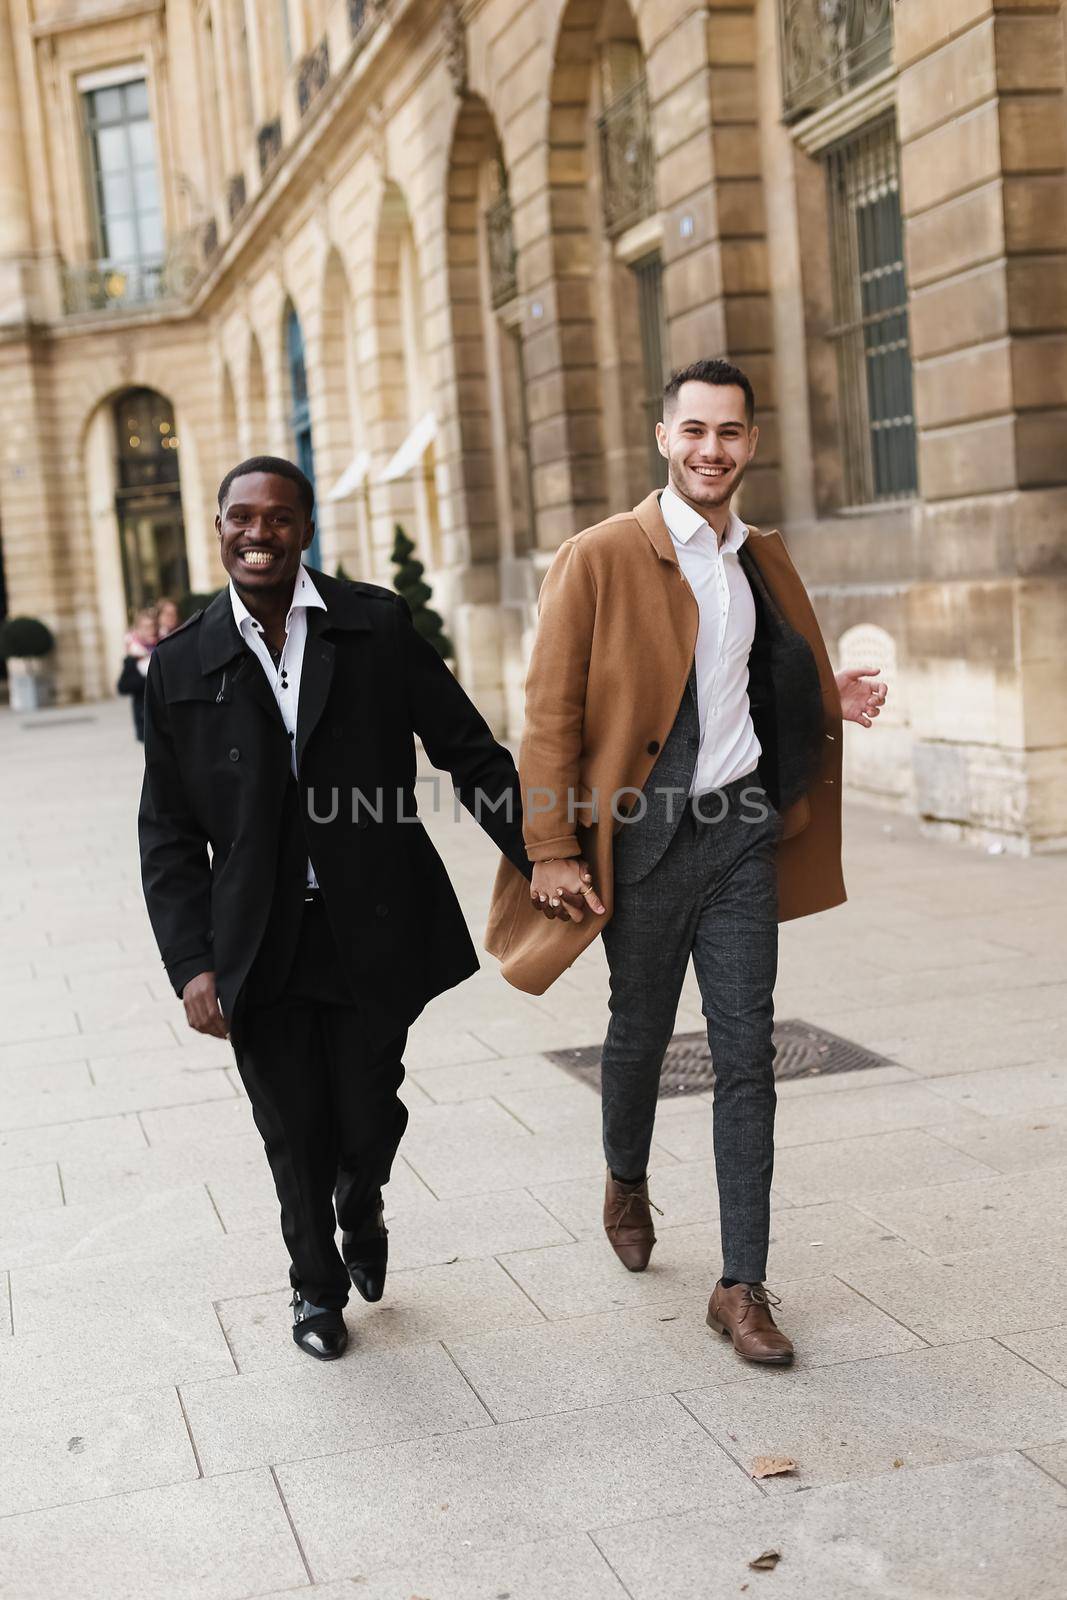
[{"xmin": 547, "ymin": 1019, "xmax": 895, "ymax": 1099}]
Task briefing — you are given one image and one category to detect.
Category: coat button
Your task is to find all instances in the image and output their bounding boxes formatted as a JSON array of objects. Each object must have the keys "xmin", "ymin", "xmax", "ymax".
[
  {"xmin": 647, "ymin": 740, "xmax": 660, "ymax": 755},
  {"xmin": 375, "ymin": 903, "xmax": 389, "ymax": 918},
  {"xmin": 228, "ymin": 747, "xmax": 240, "ymax": 762}
]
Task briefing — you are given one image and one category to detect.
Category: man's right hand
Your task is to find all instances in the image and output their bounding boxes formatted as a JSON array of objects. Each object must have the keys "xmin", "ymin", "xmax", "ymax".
[
  {"xmin": 182, "ymin": 971, "xmax": 230, "ymax": 1039},
  {"xmin": 530, "ymin": 859, "xmax": 606, "ymax": 923}
]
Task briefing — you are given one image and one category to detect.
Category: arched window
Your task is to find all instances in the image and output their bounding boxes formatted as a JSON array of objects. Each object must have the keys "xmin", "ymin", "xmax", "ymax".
[
  {"xmin": 112, "ymin": 387, "xmax": 188, "ymax": 613},
  {"xmin": 285, "ymin": 301, "xmax": 322, "ymax": 568}
]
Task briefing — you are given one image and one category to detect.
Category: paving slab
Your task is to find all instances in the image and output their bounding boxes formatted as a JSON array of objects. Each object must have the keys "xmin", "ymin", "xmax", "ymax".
[
  {"xmin": 854, "ymin": 1166, "xmax": 1067, "ymax": 1258},
  {"xmin": 0, "ymin": 1182, "xmax": 223, "ymax": 1272},
  {"xmin": 0, "ymin": 1159, "xmax": 62, "ymax": 1220},
  {"xmin": 0, "ymin": 1469, "xmax": 308, "ymax": 1600},
  {"xmin": 276, "ymin": 1394, "xmax": 758, "ymax": 1580},
  {"xmin": 409, "ymin": 1052, "xmax": 573, "ymax": 1103},
  {"xmin": 446, "ymin": 1276, "xmax": 921, "ymax": 1423},
  {"xmin": 921, "ymin": 1060, "xmax": 1067, "ymax": 1117},
  {"xmin": 681, "ymin": 1338, "xmax": 1067, "ymax": 1493},
  {"xmin": 0, "ymin": 1111, "xmax": 147, "ymax": 1172},
  {"xmin": 770, "ymin": 1129, "xmax": 999, "ymax": 1205},
  {"xmin": 179, "ymin": 1340, "xmax": 490, "ymax": 1474},
  {"xmin": 998, "ymin": 1326, "xmax": 1067, "ymax": 1387},
  {"xmin": 927, "ymin": 1106, "xmax": 1067, "ymax": 1175},
  {"xmin": 592, "ymin": 1450, "xmax": 1067, "ymax": 1600},
  {"xmin": 0, "ymin": 1067, "xmax": 236, "ymax": 1133},
  {"xmin": 218, "ymin": 1257, "xmax": 545, "ymax": 1373},
  {"xmin": 841, "ymin": 1243, "xmax": 1067, "ymax": 1343},
  {"xmin": 0, "ymin": 1384, "xmax": 198, "ymax": 1517},
  {"xmin": 308, "ymin": 1532, "xmax": 630, "ymax": 1599}
]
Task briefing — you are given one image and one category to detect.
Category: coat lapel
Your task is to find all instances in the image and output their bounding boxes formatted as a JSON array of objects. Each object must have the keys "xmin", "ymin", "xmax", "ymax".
[
  {"xmin": 197, "ymin": 587, "xmax": 286, "ymax": 737},
  {"xmin": 295, "ymin": 607, "xmax": 335, "ymax": 769}
]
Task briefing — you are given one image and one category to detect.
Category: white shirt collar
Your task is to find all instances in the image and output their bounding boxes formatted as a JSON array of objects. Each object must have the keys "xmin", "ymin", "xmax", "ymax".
[
  {"xmin": 229, "ymin": 563, "xmax": 327, "ymax": 636},
  {"xmin": 660, "ymin": 483, "xmax": 748, "ymax": 554}
]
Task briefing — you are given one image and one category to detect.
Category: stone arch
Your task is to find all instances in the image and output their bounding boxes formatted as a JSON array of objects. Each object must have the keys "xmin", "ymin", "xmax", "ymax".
[
  {"xmin": 245, "ymin": 333, "xmax": 269, "ymax": 455},
  {"xmin": 368, "ymin": 180, "xmax": 441, "ymax": 576},
  {"xmin": 308, "ymin": 246, "xmax": 371, "ymax": 577},
  {"xmin": 220, "ymin": 363, "xmax": 239, "ymax": 461},
  {"xmin": 537, "ymin": 0, "xmax": 660, "ymax": 541}
]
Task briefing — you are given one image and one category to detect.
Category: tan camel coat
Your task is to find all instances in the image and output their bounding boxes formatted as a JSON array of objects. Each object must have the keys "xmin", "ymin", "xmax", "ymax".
[{"xmin": 485, "ymin": 490, "xmax": 845, "ymax": 994}]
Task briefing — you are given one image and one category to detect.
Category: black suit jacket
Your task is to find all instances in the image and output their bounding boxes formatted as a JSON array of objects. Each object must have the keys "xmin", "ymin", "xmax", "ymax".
[{"xmin": 138, "ymin": 570, "xmax": 530, "ymax": 1046}]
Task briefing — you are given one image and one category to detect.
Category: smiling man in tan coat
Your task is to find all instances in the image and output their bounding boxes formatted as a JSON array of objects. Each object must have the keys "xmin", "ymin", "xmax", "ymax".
[{"xmin": 487, "ymin": 359, "xmax": 886, "ymax": 1365}]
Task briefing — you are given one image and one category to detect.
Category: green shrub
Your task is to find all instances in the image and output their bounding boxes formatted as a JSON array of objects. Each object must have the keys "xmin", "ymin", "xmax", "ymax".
[
  {"xmin": 0, "ymin": 616, "xmax": 55, "ymax": 659},
  {"xmin": 390, "ymin": 525, "xmax": 453, "ymax": 661}
]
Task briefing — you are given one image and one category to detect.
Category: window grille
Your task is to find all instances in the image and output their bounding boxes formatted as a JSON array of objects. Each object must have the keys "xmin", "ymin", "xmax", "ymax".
[
  {"xmin": 632, "ymin": 251, "xmax": 668, "ymax": 490},
  {"xmin": 825, "ymin": 117, "xmax": 917, "ymax": 506}
]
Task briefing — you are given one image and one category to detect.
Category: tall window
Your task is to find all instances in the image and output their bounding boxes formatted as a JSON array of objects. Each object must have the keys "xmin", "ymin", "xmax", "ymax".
[
  {"xmin": 631, "ymin": 252, "xmax": 667, "ymax": 489},
  {"xmin": 83, "ymin": 78, "xmax": 164, "ymax": 265},
  {"xmin": 825, "ymin": 118, "xmax": 918, "ymax": 505},
  {"xmin": 285, "ymin": 303, "xmax": 322, "ymax": 568}
]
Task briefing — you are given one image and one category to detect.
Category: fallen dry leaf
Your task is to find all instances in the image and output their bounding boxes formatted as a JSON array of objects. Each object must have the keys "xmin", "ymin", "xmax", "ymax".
[
  {"xmin": 751, "ymin": 1455, "xmax": 797, "ymax": 1479},
  {"xmin": 892, "ymin": 1459, "xmax": 904, "ymax": 1469},
  {"xmin": 748, "ymin": 1549, "xmax": 781, "ymax": 1571}
]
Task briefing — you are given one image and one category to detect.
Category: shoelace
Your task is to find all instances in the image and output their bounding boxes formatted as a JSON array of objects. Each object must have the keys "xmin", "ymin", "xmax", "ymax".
[
  {"xmin": 609, "ymin": 1181, "xmax": 663, "ymax": 1234},
  {"xmin": 737, "ymin": 1284, "xmax": 783, "ymax": 1325}
]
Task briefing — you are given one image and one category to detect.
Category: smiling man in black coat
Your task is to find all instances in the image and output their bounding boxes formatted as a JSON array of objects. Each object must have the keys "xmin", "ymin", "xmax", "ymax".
[{"xmin": 139, "ymin": 455, "xmax": 529, "ymax": 1360}]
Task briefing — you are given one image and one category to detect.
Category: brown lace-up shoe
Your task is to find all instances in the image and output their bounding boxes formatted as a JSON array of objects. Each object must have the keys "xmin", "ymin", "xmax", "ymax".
[
  {"xmin": 706, "ymin": 1281, "xmax": 794, "ymax": 1365},
  {"xmin": 603, "ymin": 1169, "xmax": 661, "ymax": 1271}
]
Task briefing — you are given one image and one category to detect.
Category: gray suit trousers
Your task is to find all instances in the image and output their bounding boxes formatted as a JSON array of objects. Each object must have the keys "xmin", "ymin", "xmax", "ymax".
[{"xmin": 601, "ymin": 775, "xmax": 779, "ymax": 1284}]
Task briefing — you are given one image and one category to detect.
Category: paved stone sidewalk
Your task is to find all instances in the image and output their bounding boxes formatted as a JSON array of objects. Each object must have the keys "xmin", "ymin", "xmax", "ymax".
[{"xmin": 1, "ymin": 699, "xmax": 1066, "ymax": 1600}]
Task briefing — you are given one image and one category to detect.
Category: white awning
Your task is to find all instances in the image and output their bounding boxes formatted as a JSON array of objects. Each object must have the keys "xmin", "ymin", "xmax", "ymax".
[
  {"xmin": 326, "ymin": 449, "xmax": 371, "ymax": 501},
  {"xmin": 379, "ymin": 411, "xmax": 436, "ymax": 483}
]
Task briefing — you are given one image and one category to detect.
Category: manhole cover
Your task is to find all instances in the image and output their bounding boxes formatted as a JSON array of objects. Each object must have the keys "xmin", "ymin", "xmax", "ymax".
[{"xmin": 547, "ymin": 1019, "xmax": 895, "ymax": 1098}]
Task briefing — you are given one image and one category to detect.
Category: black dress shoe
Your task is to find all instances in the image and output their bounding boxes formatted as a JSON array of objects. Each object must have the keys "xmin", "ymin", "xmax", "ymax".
[
  {"xmin": 291, "ymin": 1291, "xmax": 348, "ymax": 1360},
  {"xmin": 341, "ymin": 1196, "xmax": 388, "ymax": 1303}
]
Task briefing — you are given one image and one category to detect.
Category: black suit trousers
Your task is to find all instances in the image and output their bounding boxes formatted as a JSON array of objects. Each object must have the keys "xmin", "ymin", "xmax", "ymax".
[{"xmin": 230, "ymin": 897, "xmax": 409, "ymax": 1309}]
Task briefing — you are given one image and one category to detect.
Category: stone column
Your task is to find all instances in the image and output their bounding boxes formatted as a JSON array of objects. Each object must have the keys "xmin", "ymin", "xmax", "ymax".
[
  {"xmin": 0, "ymin": 0, "xmax": 35, "ymax": 323},
  {"xmin": 648, "ymin": 0, "xmax": 780, "ymax": 524},
  {"xmin": 898, "ymin": 0, "xmax": 1067, "ymax": 849}
]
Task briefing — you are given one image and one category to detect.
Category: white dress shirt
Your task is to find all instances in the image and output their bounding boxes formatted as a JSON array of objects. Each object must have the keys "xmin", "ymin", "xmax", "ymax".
[
  {"xmin": 660, "ymin": 483, "xmax": 762, "ymax": 794},
  {"xmin": 229, "ymin": 564, "xmax": 327, "ymax": 886}
]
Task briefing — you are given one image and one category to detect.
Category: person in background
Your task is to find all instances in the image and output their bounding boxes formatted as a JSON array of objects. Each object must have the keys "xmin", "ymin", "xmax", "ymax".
[
  {"xmin": 117, "ymin": 604, "xmax": 159, "ymax": 742},
  {"xmin": 156, "ymin": 597, "xmax": 181, "ymax": 638}
]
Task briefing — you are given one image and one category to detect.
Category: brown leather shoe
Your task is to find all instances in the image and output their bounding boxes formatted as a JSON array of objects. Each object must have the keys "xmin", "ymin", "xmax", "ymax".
[
  {"xmin": 603, "ymin": 1169, "xmax": 661, "ymax": 1271},
  {"xmin": 706, "ymin": 1281, "xmax": 794, "ymax": 1365}
]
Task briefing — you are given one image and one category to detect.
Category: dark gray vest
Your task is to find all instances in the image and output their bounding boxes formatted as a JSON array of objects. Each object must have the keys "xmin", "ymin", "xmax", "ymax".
[{"xmin": 612, "ymin": 669, "xmax": 700, "ymax": 887}]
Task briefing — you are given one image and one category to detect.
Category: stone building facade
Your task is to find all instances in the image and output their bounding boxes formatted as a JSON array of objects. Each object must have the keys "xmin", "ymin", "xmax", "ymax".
[{"xmin": 1, "ymin": 0, "xmax": 1065, "ymax": 852}]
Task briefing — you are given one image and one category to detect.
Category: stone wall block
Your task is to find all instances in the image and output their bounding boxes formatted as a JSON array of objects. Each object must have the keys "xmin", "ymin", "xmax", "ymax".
[
  {"xmin": 1014, "ymin": 407, "xmax": 1067, "ymax": 488},
  {"xmin": 993, "ymin": 15, "xmax": 1066, "ymax": 93},
  {"xmin": 1010, "ymin": 334, "xmax": 1067, "ymax": 409},
  {"xmin": 909, "ymin": 261, "xmax": 1008, "ymax": 359},
  {"xmin": 998, "ymin": 98, "xmax": 1067, "ymax": 173},
  {"xmin": 896, "ymin": 20, "xmax": 997, "ymax": 145},
  {"xmin": 1003, "ymin": 176, "xmax": 1067, "ymax": 254},
  {"xmin": 918, "ymin": 414, "xmax": 1018, "ymax": 500},
  {"xmin": 914, "ymin": 340, "xmax": 1013, "ymax": 429},
  {"xmin": 1005, "ymin": 257, "xmax": 1067, "ymax": 333},
  {"xmin": 900, "ymin": 101, "xmax": 1000, "ymax": 215},
  {"xmin": 905, "ymin": 182, "xmax": 1005, "ymax": 290}
]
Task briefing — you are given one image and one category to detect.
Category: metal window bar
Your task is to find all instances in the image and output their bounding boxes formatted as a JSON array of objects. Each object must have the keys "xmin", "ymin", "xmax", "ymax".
[
  {"xmin": 632, "ymin": 251, "xmax": 668, "ymax": 490},
  {"xmin": 597, "ymin": 78, "xmax": 656, "ymax": 240},
  {"xmin": 825, "ymin": 118, "xmax": 917, "ymax": 506},
  {"xmin": 486, "ymin": 189, "xmax": 518, "ymax": 309},
  {"xmin": 779, "ymin": 0, "xmax": 894, "ymax": 122}
]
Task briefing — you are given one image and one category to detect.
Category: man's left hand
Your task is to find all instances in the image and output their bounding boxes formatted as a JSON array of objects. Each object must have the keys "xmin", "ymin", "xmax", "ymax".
[{"xmin": 836, "ymin": 666, "xmax": 888, "ymax": 729}]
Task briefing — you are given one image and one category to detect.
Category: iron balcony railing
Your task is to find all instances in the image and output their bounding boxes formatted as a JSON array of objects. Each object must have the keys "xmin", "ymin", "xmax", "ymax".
[
  {"xmin": 349, "ymin": 0, "xmax": 367, "ymax": 38},
  {"xmin": 226, "ymin": 172, "xmax": 247, "ymax": 222},
  {"xmin": 61, "ymin": 241, "xmax": 199, "ymax": 315},
  {"xmin": 257, "ymin": 116, "xmax": 283, "ymax": 175},
  {"xmin": 297, "ymin": 35, "xmax": 330, "ymax": 117},
  {"xmin": 486, "ymin": 190, "xmax": 518, "ymax": 308},
  {"xmin": 780, "ymin": 0, "xmax": 894, "ymax": 122},
  {"xmin": 597, "ymin": 79, "xmax": 656, "ymax": 240}
]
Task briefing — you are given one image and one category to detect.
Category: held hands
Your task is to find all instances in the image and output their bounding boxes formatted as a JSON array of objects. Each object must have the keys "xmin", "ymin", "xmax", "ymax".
[
  {"xmin": 836, "ymin": 665, "xmax": 888, "ymax": 729},
  {"xmin": 530, "ymin": 858, "xmax": 606, "ymax": 923},
  {"xmin": 182, "ymin": 971, "xmax": 230, "ymax": 1039}
]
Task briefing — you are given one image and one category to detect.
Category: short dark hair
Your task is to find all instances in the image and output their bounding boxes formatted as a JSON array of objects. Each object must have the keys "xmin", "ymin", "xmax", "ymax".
[
  {"xmin": 663, "ymin": 359, "xmax": 755, "ymax": 426},
  {"xmin": 217, "ymin": 455, "xmax": 315, "ymax": 518}
]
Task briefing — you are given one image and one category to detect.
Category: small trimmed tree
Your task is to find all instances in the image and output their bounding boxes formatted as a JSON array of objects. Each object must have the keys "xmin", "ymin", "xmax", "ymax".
[{"xmin": 390, "ymin": 525, "xmax": 453, "ymax": 661}]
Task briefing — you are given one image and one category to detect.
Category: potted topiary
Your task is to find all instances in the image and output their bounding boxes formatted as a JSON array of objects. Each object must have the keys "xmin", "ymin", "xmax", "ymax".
[{"xmin": 0, "ymin": 616, "xmax": 56, "ymax": 712}]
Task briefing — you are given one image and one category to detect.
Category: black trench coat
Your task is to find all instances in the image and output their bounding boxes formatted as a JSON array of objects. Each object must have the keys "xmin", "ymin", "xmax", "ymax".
[{"xmin": 138, "ymin": 570, "xmax": 530, "ymax": 1046}]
